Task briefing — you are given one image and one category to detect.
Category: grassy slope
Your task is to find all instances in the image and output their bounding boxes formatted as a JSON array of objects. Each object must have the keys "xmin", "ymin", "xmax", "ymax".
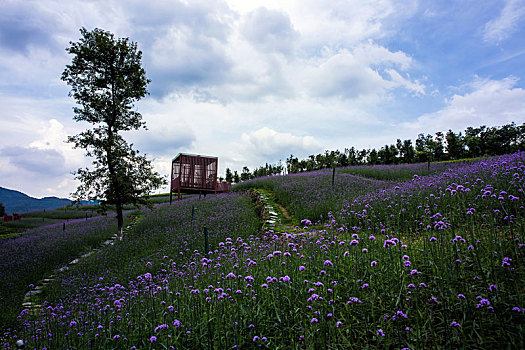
[{"xmin": 3, "ymin": 155, "xmax": 524, "ymax": 349}]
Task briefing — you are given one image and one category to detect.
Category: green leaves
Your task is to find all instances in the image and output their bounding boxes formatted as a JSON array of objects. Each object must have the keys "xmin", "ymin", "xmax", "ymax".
[{"xmin": 63, "ymin": 28, "xmax": 165, "ymax": 231}]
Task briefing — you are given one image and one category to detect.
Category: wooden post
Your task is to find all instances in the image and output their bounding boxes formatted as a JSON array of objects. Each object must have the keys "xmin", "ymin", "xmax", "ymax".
[
  {"xmin": 204, "ymin": 227, "xmax": 209, "ymax": 258},
  {"xmin": 332, "ymin": 167, "xmax": 336, "ymax": 188},
  {"xmin": 63, "ymin": 223, "xmax": 65, "ymax": 232},
  {"xmin": 178, "ymin": 156, "xmax": 182, "ymax": 201}
]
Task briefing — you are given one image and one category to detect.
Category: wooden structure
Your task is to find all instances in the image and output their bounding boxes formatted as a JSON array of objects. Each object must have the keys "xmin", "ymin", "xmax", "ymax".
[
  {"xmin": 169, "ymin": 153, "xmax": 231, "ymax": 203},
  {"xmin": 3, "ymin": 213, "xmax": 21, "ymax": 222}
]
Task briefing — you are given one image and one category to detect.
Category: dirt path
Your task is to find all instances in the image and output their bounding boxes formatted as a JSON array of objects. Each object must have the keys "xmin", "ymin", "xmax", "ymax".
[{"xmin": 276, "ymin": 203, "xmax": 291, "ymax": 219}]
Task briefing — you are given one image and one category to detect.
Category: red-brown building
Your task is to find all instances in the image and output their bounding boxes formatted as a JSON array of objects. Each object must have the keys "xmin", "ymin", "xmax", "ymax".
[{"xmin": 170, "ymin": 153, "xmax": 231, "ymax": 203}]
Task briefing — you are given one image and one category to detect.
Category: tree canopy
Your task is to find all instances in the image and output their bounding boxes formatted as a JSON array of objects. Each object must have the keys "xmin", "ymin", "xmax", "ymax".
[
  {"xmin": 229, "ymin": 122, "xmax": 525, "ymax": 180},
  {"xmin": 62, "ymin": 28, "xmax": 165, "ymax": 237}
]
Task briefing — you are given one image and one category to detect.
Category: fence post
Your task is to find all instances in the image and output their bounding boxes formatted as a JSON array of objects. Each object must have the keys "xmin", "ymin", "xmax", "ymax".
[
  {"xmin": 63, "ymin": 223, "xmax": 65, "ymax": 232},
  {"xmin": 204, "ymin": 227, "xmax": 209, "ymax": 258},
  {"xmin": 332, "ymin": 167, "xmax": 336, "ymax": 188}
]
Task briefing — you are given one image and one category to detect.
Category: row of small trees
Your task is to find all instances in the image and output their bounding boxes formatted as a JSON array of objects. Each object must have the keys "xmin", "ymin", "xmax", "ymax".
[{"xmin": 227, "ymin": 122, "xmax": 525, "ymax": 179}]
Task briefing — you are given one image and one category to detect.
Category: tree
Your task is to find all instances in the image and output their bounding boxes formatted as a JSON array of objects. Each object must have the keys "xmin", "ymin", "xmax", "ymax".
[
  {"xmin": 240, "ymin": 166, "xmax": 252, "ymax": 181},
  {"xmin": 396, "ymin": 139, "xmax": 415, "ymax": 163},
  {"xmin": 225, "ymin": 168, "xmax": 233, "ymax": 183},
  {"xmin": 368, "ymin": 149, "xmax": 379, "ymax": 164},
  {"xmin": 233, "ymin": 171, "xmax": 240, "ymax": 183},
  {"xmin": 445, "ymin": 130, "xmax": 464, "ymax": 160},
  {"xmin": 62, "ymin": 28, "xmax": 165, "ymax": 239}
]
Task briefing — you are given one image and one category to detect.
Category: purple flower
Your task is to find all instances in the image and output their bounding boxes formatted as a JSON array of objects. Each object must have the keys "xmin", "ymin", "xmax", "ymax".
[
  {"xmin": 350, "ymin": 240, "xmax": 359, "ymax": 245},
  {"xmin": 376, "ymin": 329, "xmax": 385, "ymax": 336},
  {"xmin": 457, "ymin": 294, "xmax": 465, "ymax": 299},
  {"xmin": 324, "ymin": 260, "xmax": 334, "ymax": 266},
  {"xmin": 336, "ymin": 321, "xmax": 343, "ymax": 328},
  {"xmin": 280, "ymin": 275, "xmax": 291, "ymax": 282},
  {"xmin": 299, "ymin": 265, "xmax": 306, "ymax": 271},
  {"xmin": 150, "ymin": 336, "xmax": 157, "ymax": 343},
  {"xmin": 450, "ymin": 321, "xmax": 461, "ymax": 328},
  {"xmin": 428, "ymin": 297, "xmax": 439, "ymax": 304},
  {"xmin": 253, "ymin": 336, "xmax": 260, "ymax": 341},
  {"xmin": 311, "ymin": 317, "xmax": 318, "ymax": 323},
  {"xmin": 384, "ymin": 239, "xmax": 396, "ymax": 247},
  {"xmin": 155, "ymin": 324, "xmax": 169, "ymax": 333},
  {"xmin": 430, "ymin": 237, "xmax": 437, "ymax": 242},
  {"xmin": 396, "ymin": 310, "xmax": 408, "ymax": 319},
  {"xmin": 371, "ymin": 261, "xmax": 377, "ymax": 267}
]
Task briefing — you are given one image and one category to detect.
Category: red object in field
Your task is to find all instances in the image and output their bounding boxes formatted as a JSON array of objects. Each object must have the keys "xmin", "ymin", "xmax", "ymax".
[
  {"xmin": 3, "ymin": 214, "xmax": 12, "ymax": 222},
  {"xmin": 217, "ymin": 181, "xmax": 232, "ymax": 192},
  {"xmin": 169, "ymin": 153, "xmax": 231, "ymax": 203},
  {"xmin": 13, "ymin": 213, "xmax": 21, "ymax": 221}
]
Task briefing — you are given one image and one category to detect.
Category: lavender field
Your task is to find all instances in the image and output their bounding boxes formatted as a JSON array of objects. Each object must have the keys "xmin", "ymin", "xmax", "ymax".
[
  {"xmin": 3, "ymin": 154, "xmax": 524, "ymax": 349},
  {"xmin": 0, "ymin": 217, "xmax": 116, "ymax": 329}
]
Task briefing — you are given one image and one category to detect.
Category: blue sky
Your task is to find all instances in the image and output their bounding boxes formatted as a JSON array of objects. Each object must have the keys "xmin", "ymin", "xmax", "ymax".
[{"xmin": 1, "ymin": 0, "xmax": 524, "ymax": 198}]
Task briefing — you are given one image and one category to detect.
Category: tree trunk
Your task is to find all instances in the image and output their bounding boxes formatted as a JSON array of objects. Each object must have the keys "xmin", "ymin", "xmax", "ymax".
[{"xmin": 116, "ymin": 201, "xmax": 124, "ymax": 240}]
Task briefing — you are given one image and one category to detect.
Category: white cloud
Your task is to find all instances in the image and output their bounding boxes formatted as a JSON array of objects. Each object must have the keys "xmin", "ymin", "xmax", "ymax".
[
  {"xmin": 303, "ymin": 43, "xmax": 420, "ymax": 100},
  {"xmin": 484, "ymin": 0, "xmax": 525, "ymax": 44},
  {"xmin": 241, "ymin": 7, "xmax": 299, "ymax": 55},
  {"xmin": 127, "ymin": 113, "xmax": 196, "ymax": 154},
  {"xmin": 241, "ymin": 127, "xmax": 322, "ymax": 159},
  {"xmin": 403, "ymin": 76, "xmax": 525, "ymax": 133},
  {"xmin": 2, "ymin": 0, "xmax": 524, "ymax": 200}
]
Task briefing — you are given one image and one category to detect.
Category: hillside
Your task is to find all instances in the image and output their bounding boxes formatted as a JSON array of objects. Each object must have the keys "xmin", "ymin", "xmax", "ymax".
[
  {"xmin": 0, "ymin": 187, "xmax": 95, "ymax": 214},
  {"xmin": 1, "ymin": 154, "xmax": 524, "ymax": 349}
]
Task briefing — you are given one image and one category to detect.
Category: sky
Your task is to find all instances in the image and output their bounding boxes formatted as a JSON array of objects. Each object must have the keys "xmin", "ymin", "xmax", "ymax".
[{"xmin": 1, "ymin": 0, "xmax": 525, "ymax": 198}]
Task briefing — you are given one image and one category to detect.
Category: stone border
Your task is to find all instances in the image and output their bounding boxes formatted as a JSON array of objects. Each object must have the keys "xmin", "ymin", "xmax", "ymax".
[{"xmin": 21, "ymin": 216, "xmax": 142, "ymax": 314}]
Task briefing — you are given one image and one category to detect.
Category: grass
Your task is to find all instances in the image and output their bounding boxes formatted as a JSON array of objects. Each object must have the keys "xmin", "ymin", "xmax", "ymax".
[
  {"xmin": 21, "ymin": 209, "xmax": 98, "ymax": 220},
  {"xmin": 0, "ymin": 218, "xmax": 64, "ymax": 236},
  {"xmin": 0, "ymin": 217, "xmax": 117, "ymax": 330},
  {"xmin": 1, "ymin": 153, "xmax": 524, "ymax": 349},
  {"xmin": 335, "ymin": 159, "xmax": 478, "ymax": 181}
]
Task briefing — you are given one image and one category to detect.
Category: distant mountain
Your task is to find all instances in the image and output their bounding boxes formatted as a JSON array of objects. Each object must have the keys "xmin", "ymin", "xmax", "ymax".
[{"xmin": 0, "ymin": 187, "xmax": 97, "ymax": 214}]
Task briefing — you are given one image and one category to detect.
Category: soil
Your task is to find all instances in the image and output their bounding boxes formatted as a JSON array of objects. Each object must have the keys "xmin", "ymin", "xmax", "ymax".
[{"xmin": 276, "ymin": 203, "xmax": 291, "ymax": 219}]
